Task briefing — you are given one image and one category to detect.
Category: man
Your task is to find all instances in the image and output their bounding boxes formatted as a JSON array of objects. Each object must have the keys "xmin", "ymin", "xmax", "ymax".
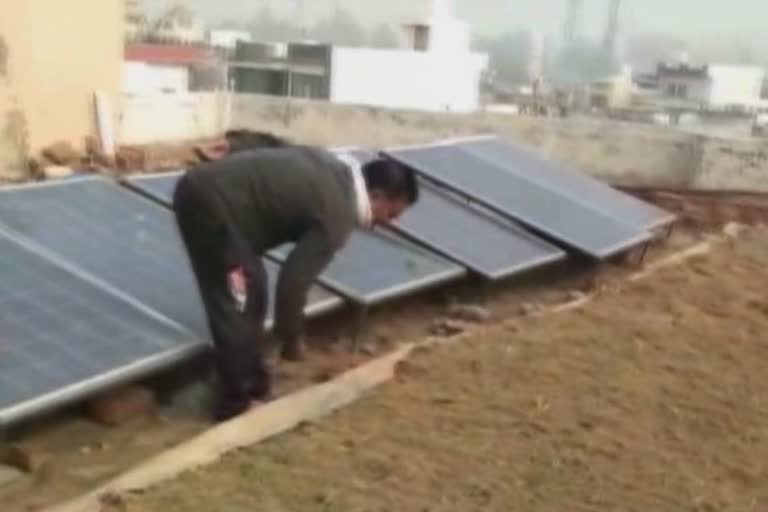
[{"xmin": 173, "ymin": 142, "xmax": 419, "ymax": 421}]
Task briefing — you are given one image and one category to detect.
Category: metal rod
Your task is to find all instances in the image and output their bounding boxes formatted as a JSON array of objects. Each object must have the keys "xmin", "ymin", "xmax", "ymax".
[
  {"xmin": 637, "ymin": 242, "xmax": 650, "ymax": 266},
  {"xmin": 665, "ymin": 222, "xmax": 675, "ymax": 241},
  {"xmin": 350, "ymin": 306, "xmax": 369, "ymax": 353}
]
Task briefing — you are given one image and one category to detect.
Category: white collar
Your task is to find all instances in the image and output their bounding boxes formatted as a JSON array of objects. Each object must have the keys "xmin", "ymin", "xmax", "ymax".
[{"xmin": 335, "ymin": 153, "xmax": 373, "ymax": 229}]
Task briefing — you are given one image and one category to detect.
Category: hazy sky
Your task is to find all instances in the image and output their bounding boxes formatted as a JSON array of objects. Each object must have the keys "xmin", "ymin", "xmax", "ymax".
[{"xmin": 142, "ymin": 0, "xmax": 767, "ymax": 48}]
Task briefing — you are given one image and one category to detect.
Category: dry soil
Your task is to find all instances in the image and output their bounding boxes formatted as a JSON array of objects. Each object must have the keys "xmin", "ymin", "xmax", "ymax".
[{"xmin": 117, "ymin": 228, "xmax": 768, "ymax": 512}]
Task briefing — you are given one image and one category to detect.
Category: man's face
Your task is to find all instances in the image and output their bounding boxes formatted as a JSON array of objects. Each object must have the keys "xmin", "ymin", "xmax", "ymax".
[{"xmin": 369, "ymin": 192, "xmax": 410, "ymax": 226}]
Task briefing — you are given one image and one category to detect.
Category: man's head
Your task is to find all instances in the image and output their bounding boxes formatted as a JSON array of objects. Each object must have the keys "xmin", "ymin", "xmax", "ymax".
[{"xmin": 361, "ymin": 158, "xmax": 419, "ymax": 225}]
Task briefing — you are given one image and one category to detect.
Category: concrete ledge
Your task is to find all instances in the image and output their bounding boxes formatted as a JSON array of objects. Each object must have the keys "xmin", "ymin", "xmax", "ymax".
[{"xmin": 48, "ymin": 344, "xmax": 415, "ymax": 512}]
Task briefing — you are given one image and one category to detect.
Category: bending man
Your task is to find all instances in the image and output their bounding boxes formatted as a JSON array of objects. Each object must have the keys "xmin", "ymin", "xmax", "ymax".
[{"xmin": 173, "ymin": 143, "xmax": 419, "ymax": 420}]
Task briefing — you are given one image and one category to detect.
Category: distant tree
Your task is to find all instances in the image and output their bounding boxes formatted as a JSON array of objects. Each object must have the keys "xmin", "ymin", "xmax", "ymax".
[
  {"xmin": 369, "ymin": 23, "xmax": 399, "ymax": 49},
  {"xmin": 308, "ymin": 6, "xmax": 367, "ymax": 46}
]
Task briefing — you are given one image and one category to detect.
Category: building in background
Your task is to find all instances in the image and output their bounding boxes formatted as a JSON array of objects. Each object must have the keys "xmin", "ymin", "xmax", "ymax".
[
  {"xmin": 230, "ymin": 42, "xmax": 331, "ymax": 99},
  {"xmin": 208, "ymin": 30, "xmax": 253, "ymax": 51},
  {"xmin": 229, "ymin": 0, "xmax": 487, "ymax": 113},
  {"xmin": 656, "ymin": 63, "xmax": 766, "ymax": 111}
]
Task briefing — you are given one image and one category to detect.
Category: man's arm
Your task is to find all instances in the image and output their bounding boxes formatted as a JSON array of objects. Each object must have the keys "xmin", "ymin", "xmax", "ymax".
[{"xmin": 273, "ymin": 227, "xmax": 337, "ymax": 349}]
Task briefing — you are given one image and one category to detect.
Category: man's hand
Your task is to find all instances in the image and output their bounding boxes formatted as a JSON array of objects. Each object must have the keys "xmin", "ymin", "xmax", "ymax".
[{"xmin": 228, "ymin": 266, "xmax": 247, "ymax": 312}]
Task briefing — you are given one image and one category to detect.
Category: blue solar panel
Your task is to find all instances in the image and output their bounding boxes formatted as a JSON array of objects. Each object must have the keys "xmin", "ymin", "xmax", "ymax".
[
  {"xmin": 0, "ymin": 178, "xmax": 342, "ymax": 339},
  {"xmin": 125, "ymin": 168, "xmax": 466, "ymax": 305},
  {"xmin": 456, "ymin": 136, "xmax": 675, "ymax": 231},
  {"xmin": 0, "ymin": 229, "xmax": 199, "ymax": 426},
  {"xmin": 333, "ymin": 148, "xmax": 567, "ymax": 280},
  {"xmin": 383, "ymin": 143, "xmax": 651, "ymax": 259},
  {"xmin": 269, "ymin": 229, "xmax": 465, "ymax": 305}
]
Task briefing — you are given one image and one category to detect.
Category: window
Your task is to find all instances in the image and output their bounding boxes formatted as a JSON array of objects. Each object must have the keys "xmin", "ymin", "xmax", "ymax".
[{"xmin": 666, "ymin": 83, "xmax": 688, "ymax": 98}]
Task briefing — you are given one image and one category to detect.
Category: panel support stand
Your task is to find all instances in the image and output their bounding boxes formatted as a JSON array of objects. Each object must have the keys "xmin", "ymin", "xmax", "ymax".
[
  {"xmin": 665, "ymin": 222, "xmax": 675, "ymax": 241},
  {"xmin": 637, "ymin": 242, "xmax": 651, "ymax": 266},
  {"xmin": 349, "ymin": 306, "xmax": 369, "ymax": 354}
]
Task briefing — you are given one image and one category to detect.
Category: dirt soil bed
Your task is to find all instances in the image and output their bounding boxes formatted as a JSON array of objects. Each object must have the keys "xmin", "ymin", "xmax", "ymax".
[
  {"xmin": 119, "ymin": 229, "xmax": 768, "ymax": 512},
  {"xmin": 0, "ymin": 229, "xmax": 717, "ymax": 511}
]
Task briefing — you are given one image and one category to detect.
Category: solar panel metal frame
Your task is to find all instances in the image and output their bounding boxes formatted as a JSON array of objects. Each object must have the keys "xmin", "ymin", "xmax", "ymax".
[
  {"xmin": 0, "ymin": 177, "xmax": 343, "ymax": 337},
  {"xmin": 124, "ymin": 169, "xmax": 467, "ymax": 306},
  {"xmin": 121, "ymin": 170, "xmax": 185, "ymax": 207},
  {"xmin": 450, "ymin": 134, "xmax": 677, "ymax": 232},
  {"xmin": 0, "ymin": 226, "xmax": 201, "ymax": 427},
  {"xmin": 383, "ymin": 142, "xmax": 652, "ymax": 259},
  {"xmin": 332, "ymin": 148, "xmax": 567, "ymax": 281}
]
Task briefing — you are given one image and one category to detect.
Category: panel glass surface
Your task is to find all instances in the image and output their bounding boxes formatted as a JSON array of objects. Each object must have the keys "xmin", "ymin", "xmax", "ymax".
[
  {"xmin": 458, "ymin": 136, "xmax": 675, "ymax": 230},
  {"xmin": 0, "ymin": 178, "xmax": 341, "ymax": 337},
  {"xmin": 384, "ymin": 145, "xmax": 650, "ymax": 258},
  {"xmin": 0, "ymin": 232, "xmax": 198, "ymax": 425}
]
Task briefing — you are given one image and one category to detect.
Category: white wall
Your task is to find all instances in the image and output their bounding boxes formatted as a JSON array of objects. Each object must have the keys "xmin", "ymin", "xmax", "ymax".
[
  {"xmin": 123, "ymin": 62, "xmax": 190, "ymax": 94},
  {"xmin": 330, "ymin": 47, "xmax": 485, "ymax": 112},
  {"xmin": 209, "ymin": 29, "xmax": 252, "ymax": 49},
  {"xmin": 708, "ymin": 66, "xmax": 765, "ymax": 107},
  {"xmin": 119, "ymin": 92, "xmax": 227, "ymax": 145}
]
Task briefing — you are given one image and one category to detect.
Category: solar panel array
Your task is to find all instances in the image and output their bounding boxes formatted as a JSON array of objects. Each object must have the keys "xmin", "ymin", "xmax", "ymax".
[
  {"xmin": 0, "ymin": 178, "xmax": 341, "ymax": 337},
  {"xmin": 0, "ymin": 178, "xmax": 211, "ymax": 338},
  {"xmin": 383, "ymin": 143, "xmax": 653, "ymax": 258},
  {"xmin": 0, "ymin": 138, "xmax": 671, "ymax": 425},
  {"xmin": 0, "ymin": 230, "xmax": 199, "ymax": 426},
  {"xmin": 333, "ymin": 148, "xmax": 568, "ymax": 280}
]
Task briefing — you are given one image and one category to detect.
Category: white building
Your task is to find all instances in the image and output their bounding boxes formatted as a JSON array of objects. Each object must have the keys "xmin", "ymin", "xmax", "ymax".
[
  {"xmin": 208, "ymin": 29, "xmax": 253, "ymax": 50},
  {"xmin": 230, "ymin": 0, "xmax": 487, "ymax": 112},
  {"xmin": 657, "ymin": 63, "xmax": 766, "ymax": 110}
]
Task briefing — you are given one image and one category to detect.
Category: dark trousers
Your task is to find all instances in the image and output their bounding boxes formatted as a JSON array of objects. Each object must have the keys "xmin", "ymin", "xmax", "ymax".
[{"xmin": 173, "ymin": 175, "xmax": 271, "ymax": 421}]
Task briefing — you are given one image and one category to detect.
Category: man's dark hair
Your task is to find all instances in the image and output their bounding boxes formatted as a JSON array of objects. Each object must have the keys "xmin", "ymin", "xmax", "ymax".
[
  {"xmin": 225, "ymin": 130, "xmax": 290, "ymax": 154},
  {"xmin": 362, "ymin": 158, "xmax": 419, "ymax": 204}
]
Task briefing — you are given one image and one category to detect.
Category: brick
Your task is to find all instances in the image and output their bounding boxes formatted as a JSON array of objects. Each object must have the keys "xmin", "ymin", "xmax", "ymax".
[
  {"xmin": 87, "ymin": 386, "xmax": 158, "ymax": 427},
  {"xmin": 0, "ymin": 442, "xmax": 50, "ymax": 473}
]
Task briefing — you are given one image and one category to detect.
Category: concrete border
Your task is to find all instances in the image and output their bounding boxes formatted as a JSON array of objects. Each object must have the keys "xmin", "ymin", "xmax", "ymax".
[
  {"xmin": 46, "ymin": 238, "xmax": 719, "ymax": 512},
  {"xmin": 47, "ymin": 345, "xmax": 415, "ymax": 512}
]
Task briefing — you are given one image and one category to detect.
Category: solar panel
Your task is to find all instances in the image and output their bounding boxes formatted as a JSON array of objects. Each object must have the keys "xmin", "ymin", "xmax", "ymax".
[
  {"xmin": 0, "ymin": 178, "xmax": 342, "ymax": 339},
  {"xmin": 332, "ymin": 148, "xmax": 567, "ymax": 280},
  {"xmin": 383, "ymin": 144, "xmax": 651, "ymax": 259},
  {"xmin": 126, "ymin": 167, "xmax": 466, "ymax": 305},
  {"xmin": 454, "ymin": 135, "xmax": 676, "ymax": 231},
  {"xmin": 125, "ymin": 171, "xmax": 182, "ymax": 204},
  {"xmin": 269, "ymin": 229, "xmax": 465, "ymax": 305},
  {"xmin": 0, "ymin": 229, "xmax": 200, "ymax": 426}
]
